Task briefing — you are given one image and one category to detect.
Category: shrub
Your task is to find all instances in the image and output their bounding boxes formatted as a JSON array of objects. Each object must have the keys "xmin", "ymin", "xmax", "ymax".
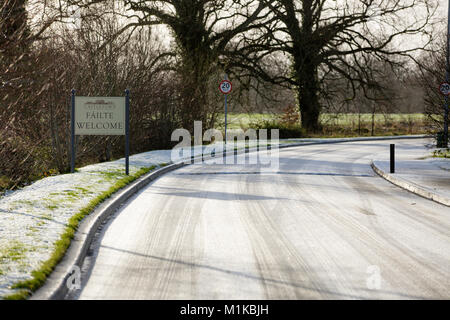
[{"xmin": 250, "ymin": 119, "xmax": 306, "ymax": 139}]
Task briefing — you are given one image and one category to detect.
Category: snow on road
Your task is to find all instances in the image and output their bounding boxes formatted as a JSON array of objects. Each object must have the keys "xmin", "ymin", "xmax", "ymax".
[
  {"xmin": 0, "ymin": 136, "xmax": 427, "ymax": 298},
  {"xmin": 0, "ymin": 140, "xmax": 271, "ymax": 298}
]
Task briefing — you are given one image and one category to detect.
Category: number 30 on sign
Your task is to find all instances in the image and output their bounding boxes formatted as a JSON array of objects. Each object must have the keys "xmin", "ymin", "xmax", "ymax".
[{"xmin": 219, "ymin": 80, "xmax": 232, "ymax": 94}]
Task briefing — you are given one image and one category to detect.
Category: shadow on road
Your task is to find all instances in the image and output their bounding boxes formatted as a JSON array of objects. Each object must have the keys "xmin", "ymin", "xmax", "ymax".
[{"xmin": 96, "ymin": 244, "xmax": 428, "ymax": 300}]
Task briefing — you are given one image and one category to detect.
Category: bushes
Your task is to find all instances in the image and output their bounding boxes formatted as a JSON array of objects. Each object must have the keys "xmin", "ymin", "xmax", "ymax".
[
  {"xmin": 248, "ymin": 106, "xmax": 305, "ymax": 139},
  {"xmin": 0, "ymin": 21, "xmax": 181, "ymax": 193},
  {"xmin": 250, "ymin": 119, "xmax": 306, "ymax": 139},
  {"xmin": 433, "ymin": 148, "xmax": 450, "ymax": 158},
  {"xmin": 0, "ymin": 131, "xmax": 55, "ymax": 190}
]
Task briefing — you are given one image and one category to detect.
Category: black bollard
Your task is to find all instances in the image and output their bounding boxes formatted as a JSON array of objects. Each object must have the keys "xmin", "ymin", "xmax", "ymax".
[{"xmin": 390, "ymin": 144, "xmax": 395, "ymax": 173}]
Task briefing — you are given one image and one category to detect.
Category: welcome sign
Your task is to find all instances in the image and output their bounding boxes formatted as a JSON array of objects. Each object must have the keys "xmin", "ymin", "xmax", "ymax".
[
  {"xmin": 74, "ymin": 96, "xmax": 125, "ymax": 135},
  {"xmin": 70, "ymin": 90, "xmax": 130, "ymax": 175}
]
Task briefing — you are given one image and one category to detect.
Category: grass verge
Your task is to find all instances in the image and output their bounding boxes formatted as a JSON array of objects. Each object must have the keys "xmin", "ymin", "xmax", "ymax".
[
  {"xmin": 432, "ymin": 149, "xmax": 450, "ymax": 158},
  {"xmin": 2, "ymin": 165, "xmax": 156, "ymax": 300}
]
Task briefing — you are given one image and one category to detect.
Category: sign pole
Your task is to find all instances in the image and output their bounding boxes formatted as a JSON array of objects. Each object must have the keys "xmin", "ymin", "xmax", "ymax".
[
  {"xmin": 444, "ymin": 0, "xmax": 450, "ymax": 147},
  {"xmin": 70, "ymin": 89, "xmax": 76, "ymax": 173},
  {"xmin": 219, "ymin": 76, "xmax": 232, "ymax": 148},
  {"xmin": 125, "ymin": 89, "xmax": 130, "ymax": 175},
  {"xmin": 225, "ymin": 84, "xmax": 228, "ymax": 146},
  {"xmin": 224, "ymin": 74, "xmax": 229, "ymax": 147}
]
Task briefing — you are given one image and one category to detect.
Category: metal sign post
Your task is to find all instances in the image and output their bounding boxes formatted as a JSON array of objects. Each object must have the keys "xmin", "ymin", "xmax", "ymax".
[
  {"xmin": 125, "ymin": 89, "xmax": 130, "ymax": 175},
  {"xmin": 225, "ymin": 92, "xmax": 228, "ymax": 146},
  {"xmin": 219, "ymin": 76, "xmax": 232, "ymax": 146},
  {"xmin": 70, "ymin": 89, "xmax": 76, "ymax": 173}
]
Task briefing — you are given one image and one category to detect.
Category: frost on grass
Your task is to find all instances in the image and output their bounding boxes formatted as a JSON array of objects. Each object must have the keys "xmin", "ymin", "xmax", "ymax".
[
  {"xmin": 0, "ymin": 150, "xmax": 174, "ymax": 298},
  {"xmin": 0, "ymin": 144, "xmax": 283, "ymax": 298}
]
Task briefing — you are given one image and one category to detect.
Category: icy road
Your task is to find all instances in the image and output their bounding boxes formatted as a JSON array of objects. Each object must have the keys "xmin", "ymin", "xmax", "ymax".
[{"xmin": 75, "ymin": 139, "xmax": 450, "ymax": 299}]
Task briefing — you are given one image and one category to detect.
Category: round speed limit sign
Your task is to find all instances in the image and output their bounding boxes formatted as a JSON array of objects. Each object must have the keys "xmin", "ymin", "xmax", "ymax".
[
  {"xmin": 219, "ymin": 80, "xmax": 232, "ymax": 94},
  {"xmin": 439, "ymin": 82, "xmax": 450, "ymax": 95}
]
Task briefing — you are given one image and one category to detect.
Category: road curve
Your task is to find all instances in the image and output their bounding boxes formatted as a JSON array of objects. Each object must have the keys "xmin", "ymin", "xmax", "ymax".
[{"xmin": 75, "ymin": 139, "xmax": 450, "ymax": 299}]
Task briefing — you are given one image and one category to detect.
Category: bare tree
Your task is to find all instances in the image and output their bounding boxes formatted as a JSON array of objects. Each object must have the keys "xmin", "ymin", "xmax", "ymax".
[
  {"xmin": 415, "ymin": 31, "xmax": 447, "ymax": 142},
  {"xmin": 67, "ymin": 0, "xmax": 272, "ymax": 132},
  {"xmin": 0, "ymin": 1, "xmax": 181, "ymax": 190},
  {"xmin": 231, "ymin": 0, "xmax": 436, "ymax": 132},
  {"xmin": 0, "ymin": 0, "xmax": 66, "ymax": 189}
]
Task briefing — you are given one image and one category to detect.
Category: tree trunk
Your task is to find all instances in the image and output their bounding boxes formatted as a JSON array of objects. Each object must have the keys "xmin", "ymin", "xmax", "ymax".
[
  {"xmin": 297, "ymin": 63, "xmax": 321, "ymax": 133},
  {"xmin": 179, "ymin": 73, "xmax": 209, "ymax": 132},
  {"xmin": 173, "ymin": 12, "xmax": 214, "ymax": 134},
  {"xmin": 178, "ymin": 49, "xmax": 212, "ymax": 133}
]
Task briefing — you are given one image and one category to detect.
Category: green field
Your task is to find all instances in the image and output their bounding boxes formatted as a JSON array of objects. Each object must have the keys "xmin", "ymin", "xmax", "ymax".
[
  {"xmin": 216, "ymin": 113, "xmax": 426, "ymax": 130},
  {"xmin": 217, "ymin": 113, "xmax": 274, "ymax": 129}
]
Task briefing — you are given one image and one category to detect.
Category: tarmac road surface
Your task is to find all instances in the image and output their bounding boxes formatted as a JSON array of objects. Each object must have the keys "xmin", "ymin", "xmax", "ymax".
[{"xmin": 75, "ymin": 139, "xmax": 450, "ymax": 299}]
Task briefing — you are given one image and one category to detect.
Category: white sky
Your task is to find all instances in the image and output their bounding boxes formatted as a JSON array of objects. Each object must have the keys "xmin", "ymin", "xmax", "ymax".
[{"xmin": 438, "ymin": 0, "xmax": 449, "ymax": 18}]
